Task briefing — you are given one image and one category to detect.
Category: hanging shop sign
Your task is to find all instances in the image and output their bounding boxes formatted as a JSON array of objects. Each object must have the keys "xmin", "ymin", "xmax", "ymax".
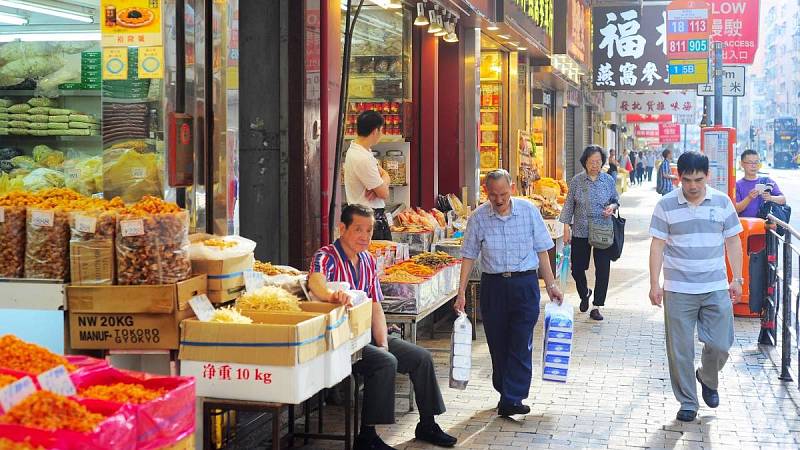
[
  {"xmin": 616, "ymin": 91, "xmax": 697, "ymax": 116},
  {"xmin": 554, "ymin": 0, "xmax": 590, "ymax": 66},
  {"xmin": 625, "ymin": 114, "xmax": 674, "ymax": 123},
  {"xmin": 635, "ymin": 124, "xmax": 659, "ymax": 138},
  {"xmin": 498, "ymin": 0, "xmax": 553, "ymax": 48},
  {"xmin": 592, "ymin": 4, "xmax": 671, "ymax": 91},
  {"xmin": 659, "ymin": 122, "xmax": 682, "ymax": 143},
  {"xmin": 666, "ymin": 0, "xmax": 711, "ymax": 85},
  {"xmin": 708, "ymin": 0, "xmax": 759, "ymax": 64},
  {"xmin": 696, "ymin": 65, "xmax": 745, "ymax": 96},
  {"xmin": 101, "ymin": 0, "xmax": 164, "ymax": 48}
]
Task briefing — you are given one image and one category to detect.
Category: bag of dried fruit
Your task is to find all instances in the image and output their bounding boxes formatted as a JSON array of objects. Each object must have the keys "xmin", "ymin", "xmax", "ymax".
[{"xmin": 0, "ymin": 191, "xmax": 38, "ymax": 278}]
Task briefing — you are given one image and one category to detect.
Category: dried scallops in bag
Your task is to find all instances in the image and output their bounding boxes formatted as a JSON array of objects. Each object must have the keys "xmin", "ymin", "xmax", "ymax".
[
  {"xmin": 69, "ymin": 198, "xmax": 123, "ymax": 285},
  {"xmin": 116, "ymin": 197, "xmax": 191, "ymax": 285},
  {"xmin": 23, "ymin": 189, "xmax": 82, "ymax": 280},
  {"xmin": 0, "ymin": 192, "xmax": 39, "ymax": 277}
]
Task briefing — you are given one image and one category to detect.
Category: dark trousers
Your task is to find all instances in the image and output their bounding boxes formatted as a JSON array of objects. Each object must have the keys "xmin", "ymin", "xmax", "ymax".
[
  {"xmin": 636, "ymin": 167, "xmax": 644, "ymax": 184},
  {"xmin": 479, "ymin": 272, "xmax": 540, "ymax": 406},
  {"xmin": 353, "ymin": 336, "xmax": 446, "ymax": 425},
  {"xmin": 629, "ymin": 169, "xmax": 636, "ymax": 185},
  {"xmin": 570, "ymin": 237, "xmax": 613, "ymax": 307},
  {"xmin": 373, "ymin": 209, "xmax": 392, "ymax": 240},
  {"xmin": 646, "ymin": 166, "xmax": 654, "ymax": 182}
]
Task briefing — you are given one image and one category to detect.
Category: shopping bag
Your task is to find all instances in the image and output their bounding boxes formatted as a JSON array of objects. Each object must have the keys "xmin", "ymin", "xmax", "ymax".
[
  {"xmin": 556, "ymin": 244, "xmax": 571, "ymax": 292},
  {"xmin": 609, "ymin": 210, "xmax": 626, "ymax": 262},
  {"xmin": 449, "ymin": 313, "xmax": 472, "ymax": 390},
  {"xmin": 542, "ymin": 301, "xmax": 574, "ymax": 383}
]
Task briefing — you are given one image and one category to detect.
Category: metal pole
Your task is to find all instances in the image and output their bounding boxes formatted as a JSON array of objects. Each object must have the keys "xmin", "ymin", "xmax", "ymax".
[
  {"xmin": 683, "ymin": 123, "xmax": 687, "ymax": 153},
  {"xmin": 732, "ymin": 97, "xmax": 738, "ymax": 133},
  {"xmin": 714, "ymin": 42, "xmax": 723, "ymax": 126},
  {"xmin": 780, "ymin": 232, "xmax": 793, "ymax": 381}
]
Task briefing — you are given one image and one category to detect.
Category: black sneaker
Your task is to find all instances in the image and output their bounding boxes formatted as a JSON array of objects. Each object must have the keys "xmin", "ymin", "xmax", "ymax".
[
  {"xmin": 415, "ymin": 422, "xmax": 457, "ymax": 447},
  {"xmin": 696, "ymin": 370, "xmax": 720, "ymax": 408},
  {"xmin": 589, "ymin": 308, "xmax": 604, "ymax": 321},
  {"xmin": 676, "ymin": 409, "xmax": 697, "ymax": 422},
  {"xmin": 498, "ymin": 403, "xmax": 531, "ymax": 417},
  {"xmin": 353, "ymin": 433, "xmax": 397, "ymax": 450},
  {"xmin": 580, "ymin": 289, "xmax": 592, "ymax": 312}
]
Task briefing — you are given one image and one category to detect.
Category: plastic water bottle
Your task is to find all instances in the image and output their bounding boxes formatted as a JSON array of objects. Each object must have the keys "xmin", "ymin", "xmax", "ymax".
[{"xmin": 449, "ymin": 313, "xmax": 472, "ymax": 390}]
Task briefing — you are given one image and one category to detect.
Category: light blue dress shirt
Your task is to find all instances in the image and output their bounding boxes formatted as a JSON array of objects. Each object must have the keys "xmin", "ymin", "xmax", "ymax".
[{"xmin": 461, "ymin": 198, "xmax": 555, "ymax": 274}]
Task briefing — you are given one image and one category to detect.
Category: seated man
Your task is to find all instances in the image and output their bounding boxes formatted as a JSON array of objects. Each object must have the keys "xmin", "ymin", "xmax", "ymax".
[
  {"xmin": 308, "ymin": 204, "xmax": 457, "ymax": 450},
  {"xmin": 735, "ymin": 150, "xmax": 787, "ymax": 218}
]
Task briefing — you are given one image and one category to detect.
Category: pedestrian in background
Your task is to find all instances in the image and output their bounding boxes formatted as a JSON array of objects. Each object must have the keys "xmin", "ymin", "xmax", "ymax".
[
  {"xmin": 657, "ymin": 149, "xmax": 677, "ymax": 195},
  {"xmin": 735, "ymin": 149, "xmax": 787, "ymax": 218},
  {"xmin": 636, "ymin": 152, "xmax": 645, "ymax": 185},
  {"xmin": 646, "ymin": 151, "xmax": 656, "ymax": 182},
  {"xmin": 608, "ymin": 149, "xmax": 619, "ymax": 188},
  {"xmin": 560, "ymin": 146, "xmax": 620, "ymax": 321},
  {"xmin": 629, "ymin": 151, "xmax": 638, "ymax": 185},
  {"xmin": 456, "ymin": 169, "xmax": 563, "ymax": 417},
  {"xmin": 620, "ymin": 150, "xmax": 631, "ymax": 185},
  {"xmin": 648, "ymin": 152, "xmax": 743, "ymax": 423}
]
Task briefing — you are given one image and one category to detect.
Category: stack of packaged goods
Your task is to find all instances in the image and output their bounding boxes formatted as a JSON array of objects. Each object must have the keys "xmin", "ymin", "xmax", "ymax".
[
  {"xmin": 60, "ymin": 51, "xmax": 102, "ymax": 91},
  {"xmin": 0, "ymin": 335, "xmax": 195, "ymax": 449},
  {"xmin": 252, "ymin": 260, "xmax": 307, "ymax": 298},
  {"xmin": 390, "ymin": 208, "xmax": 447, "ymax": 254},
  {"xmin": 542, "ymin": 302, "xmax": 574, "ymax": 383},
  {"xmin": 189, "ymin": 234, "xmax": 255, "ymax": 303}
]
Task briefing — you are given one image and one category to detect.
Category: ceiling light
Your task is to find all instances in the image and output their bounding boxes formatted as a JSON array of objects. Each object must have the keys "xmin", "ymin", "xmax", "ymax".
[
  {"xmin": 444, "ymin": 18, "xmax": 459, "ymax": 43},
  {"xmin": 497, "ymin": 34, "xmax": 511, "ymax": 40},
  {"xmin": 0, "ymin": 0, "xmax": 93, "ymax": 23},
  {"xmin": 386, "ymin": 0, "xmax": 403, "ymax": 9},
  {"xmin": 517, "ymin": 47, "xmax": 527, "ymax": 51},
  {"xmin": 487, "ymin": 22, "xmax": 499, "ymax": 31},
  {"xmin": 435, "ymin": 14, "xmax": 448, "ymax": 36},
  {"xmin": 414, "ymin": 2, "xmax": 429, "ymax": 26},
  {"xmin": 427, "ymin": 8, "xmax": 442, "ymax": 34},
  {"xmin": 0, "ymin": 31, "xmax": 100, "ymax": 42},
  {"xmin": 0, "ymin": 11, "xmax": 27, "ymax": 25}
]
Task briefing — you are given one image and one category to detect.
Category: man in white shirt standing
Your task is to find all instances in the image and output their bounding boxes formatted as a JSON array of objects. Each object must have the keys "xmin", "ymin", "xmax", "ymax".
[{"xmin": 344, "ymin": 110, "xmax": 393, "ymax": 240}]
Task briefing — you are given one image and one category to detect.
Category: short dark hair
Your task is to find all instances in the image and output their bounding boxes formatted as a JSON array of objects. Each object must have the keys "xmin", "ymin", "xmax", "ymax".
[
  {"xmin": 579, "ymin": 145, "xmax": 607, "ymax": 170},
  {"xmin": 662, "ymin": 149, "xmax": 671, "ymax": 159},
  {"xmin": 740, "ymin": 149, "xmax": 759, "ymax": 161},
  {"xmin": 677, "ymin": 151, "xmax": 709, "ymax": 176},
  {"xmin": 341, "ymin": 204, "xmax": 374, "ymax": 227},
  {"xmin": 356, "ymin": 110, "xmax": 385, "ymax": 137}
]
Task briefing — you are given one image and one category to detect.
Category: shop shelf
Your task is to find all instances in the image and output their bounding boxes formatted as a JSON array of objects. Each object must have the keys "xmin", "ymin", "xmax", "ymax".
[
  {"xmin": 480, "ymin": 143, "xmax": 499, "ymax": 147},
  {"xmin": 0, "ymin": 89, "xmax": 100, "ymax": 97}
]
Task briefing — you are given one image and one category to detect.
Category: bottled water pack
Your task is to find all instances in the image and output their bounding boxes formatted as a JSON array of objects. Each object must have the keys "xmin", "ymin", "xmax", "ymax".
[
  {"xmin": 449, "ymin": 312, "xmax": 472, "ymax": 390},
  {"xmin": 542, "ymin": 301, "xmax": 574, "ymax": 383}
]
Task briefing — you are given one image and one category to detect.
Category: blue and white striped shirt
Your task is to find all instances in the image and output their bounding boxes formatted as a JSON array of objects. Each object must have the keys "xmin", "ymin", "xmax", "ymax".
[{"xmin": 461, "ymin": 198, "xmax": 555, "ymax": 274}]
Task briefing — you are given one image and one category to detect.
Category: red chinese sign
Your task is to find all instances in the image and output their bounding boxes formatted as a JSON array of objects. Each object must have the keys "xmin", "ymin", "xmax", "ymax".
[
  {"xmin": 626, "ymin": 114, "xmax": 675, "ymax": 123},
  {"xmin": 202, "ymin": 363, "xmax": 273, "ymax": 384},
  {"xmin": 659, "ymin": 123, "xmax": 682, "ymax": 143},
  {"xmin": 635, "ymin": 124, "xmax": 659, "ymax": 138},
  {"xmin": 709, "ymin": 0, "xmax": 759, "ymax": 64}
]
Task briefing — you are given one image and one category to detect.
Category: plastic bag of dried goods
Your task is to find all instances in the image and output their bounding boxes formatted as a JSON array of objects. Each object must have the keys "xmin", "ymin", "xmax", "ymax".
[{"xmin": 449, "ymin": 312, "xmax": 472, "ymax": 390}]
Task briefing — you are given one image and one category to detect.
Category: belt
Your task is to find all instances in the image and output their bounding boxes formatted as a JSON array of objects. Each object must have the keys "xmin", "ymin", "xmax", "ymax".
[{"xmin": 483, "ymin": 270, "xmax": 537, "ymax": 279}]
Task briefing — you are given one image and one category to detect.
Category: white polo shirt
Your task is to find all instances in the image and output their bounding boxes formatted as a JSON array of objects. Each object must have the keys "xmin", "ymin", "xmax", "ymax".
[{"xmin": 344, "ymin": 142, "xmax": 385, "ymax": 209}]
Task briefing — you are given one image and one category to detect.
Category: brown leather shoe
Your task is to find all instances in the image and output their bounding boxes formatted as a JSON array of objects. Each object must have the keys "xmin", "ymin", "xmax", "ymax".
[{"xmin": 589, "ymin": 309, "xmax": 604, "ymax": 321}]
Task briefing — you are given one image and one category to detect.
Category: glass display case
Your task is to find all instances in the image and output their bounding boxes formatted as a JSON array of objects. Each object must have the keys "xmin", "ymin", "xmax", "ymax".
[
  {"xmin": 479, "ymin": 51, "xmax": 504, "ymax": 172},
  {"xmin": 343, "ymin": 4, "xmax": 411, "ymax": 142}
]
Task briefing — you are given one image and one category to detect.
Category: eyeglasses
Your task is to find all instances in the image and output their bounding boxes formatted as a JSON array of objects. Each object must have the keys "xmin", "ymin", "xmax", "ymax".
[{"xmin": 742, "ymin": 161, "xmax": 760, "ymax": 166}]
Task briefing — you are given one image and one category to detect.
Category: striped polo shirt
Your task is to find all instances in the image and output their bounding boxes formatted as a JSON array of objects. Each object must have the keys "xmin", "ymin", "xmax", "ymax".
[
  {"xmin": 649, "ymin": 186, "xmax": 743, "ymax": 294},
  {"xmin": 309, "ymin": 240, "xmax": 383, "ymax": 302}
]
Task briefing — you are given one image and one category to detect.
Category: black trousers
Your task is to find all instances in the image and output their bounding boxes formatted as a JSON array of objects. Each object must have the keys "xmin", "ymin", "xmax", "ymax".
[
  {"xmin": 570, "ymin": 237, "xmax": 613, "ymax": 307},
  {"xmin": 353, "ymin": 336, "xmax": 446, "ymax": 425},
  {"xmin": 646, "ymin": 166, "xmax": 654, "ymax": 182},
  {"xmin": 373, "ymin": 209, "xmax": 392, "ymax": 241}
]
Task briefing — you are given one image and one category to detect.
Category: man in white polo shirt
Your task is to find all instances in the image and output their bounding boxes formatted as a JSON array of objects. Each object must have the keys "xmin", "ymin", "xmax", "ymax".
[{"xmin": 648, "ymin": 151, "xmax": 744, "ymax": 423}]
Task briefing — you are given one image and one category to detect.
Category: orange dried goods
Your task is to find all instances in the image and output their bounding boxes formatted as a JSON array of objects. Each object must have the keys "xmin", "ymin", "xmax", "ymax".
[
  {"xmin": 79, "ymin": 382, "xmax": 166, "ymax": 404},
  {"xmin": 0, "ymin": 335, "xmax": 76, "ymax": 374},
  {"xmin": 119, "ymin": 195, "xmax": 182, "ymax": 216},
  {"xmin": 0, "ymin": 438, "xmax": 45, "ymax": 450},
  {"xmin": 0, "ymin": 391, "xmax": 104, "ymax": 433},
  {"xmin": 0, "ymin": 373, "xmax": 19, "ymax": 388}
]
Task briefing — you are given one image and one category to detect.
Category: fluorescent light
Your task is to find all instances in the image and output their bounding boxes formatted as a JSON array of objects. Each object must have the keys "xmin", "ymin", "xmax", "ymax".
[
  {"xmin": 497, "ymin": 34, "xmax": 511, "ymax": 40},
  {"xmin": 0, "ymin": 32, "xmax": 100, "ymax": 42},
  {"xmin": 517, "ymin": 47, "xmax": 527, "ymax": 51},
  {"xmin": 0, "ymin": 11, "xmax": 27, "ymax": 25},
  {"xmin": 486, "ymin": 22, "xmax": 499, "ymax": 31},
  {"xmin": 368, "ymin": 0, "xmax": 401, "ymax": 9},
  {"xmin": 0, "ymin": 0, "xmax": 94, "ymax": 23}
]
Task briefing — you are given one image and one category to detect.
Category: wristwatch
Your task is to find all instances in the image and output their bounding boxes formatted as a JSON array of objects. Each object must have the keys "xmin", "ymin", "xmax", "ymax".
[{"xmin": 732, "ymin": 277, "xmax": 745, "ymax": 285}]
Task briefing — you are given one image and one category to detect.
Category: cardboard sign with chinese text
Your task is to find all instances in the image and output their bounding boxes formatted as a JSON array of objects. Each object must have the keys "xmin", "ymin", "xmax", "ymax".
[{"xmin": 101, "ymin": 0, "xmax": 163, "ymax": 48}]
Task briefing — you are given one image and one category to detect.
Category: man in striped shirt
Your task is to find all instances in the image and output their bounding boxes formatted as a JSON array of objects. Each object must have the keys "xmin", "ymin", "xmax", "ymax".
[
  {"xmin": 308, "ymin": 204, "xmax": 455, "ymax": 450},
  {"xmin": 648, "ymin": 152, "xmax": 744, "ymax": 423}
]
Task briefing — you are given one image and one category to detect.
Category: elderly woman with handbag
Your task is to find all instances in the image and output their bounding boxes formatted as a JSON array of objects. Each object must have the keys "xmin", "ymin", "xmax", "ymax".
[{"xmin": 560, "ymin": 146, "xmax": 620, "ymax": 321}]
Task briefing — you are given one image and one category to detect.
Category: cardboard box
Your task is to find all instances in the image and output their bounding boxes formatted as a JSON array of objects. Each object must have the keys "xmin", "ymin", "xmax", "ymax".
[
  {"xmin": 348, "ymin": 300, "xmax": 372, "ymax": 339},
  {"xmin": 179, "ymin": 312, "xmax": 327, "ymax": 366},
  {"xmin": 351, "ymin": 330, "xmax": 371, "ymax": 353},
  {"xmin": 67, "ymin": 275, "xmax": 206, "ymax": 350},
  {"xmin": 207, "ymin": 286, "xmax": 245, "ymax": 304},
  {"xmin": 207, "ymin": 273, "xmax": 245, "ymax": 291},
  {"xmin": 181, "ymin": 356, "xmax": 326, "ymax": 404},
  {"xmin": 192, "ymin": 253, "xmax": 254, "ymax": 279},
  {"xmin": 323, "ymin": 339, "xmax": 353, "ymax": 388},
  {"xmin": 70, "ymin": 240, "xmax": 115, "ymax": 285},
  {"xmin": 292, "ymin": 301, "xmax": 349, "ymax": 350}
]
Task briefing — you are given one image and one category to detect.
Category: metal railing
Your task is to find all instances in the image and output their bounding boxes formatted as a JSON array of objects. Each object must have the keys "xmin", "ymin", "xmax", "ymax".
[{"xmin": 758, "ymin": 214, "xmax": 800, "ymax": 387}]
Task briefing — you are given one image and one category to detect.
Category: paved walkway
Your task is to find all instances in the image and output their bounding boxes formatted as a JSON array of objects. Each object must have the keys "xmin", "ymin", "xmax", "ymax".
[{"xmin": 300, "ymin": 183, "xmax": 800, "ymax": 450}]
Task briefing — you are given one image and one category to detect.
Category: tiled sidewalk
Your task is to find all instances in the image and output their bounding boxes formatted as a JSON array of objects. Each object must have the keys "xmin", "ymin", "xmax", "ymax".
[{"xmin": 299, "ymin": 185, "xmax": 800, "ymax": 450}]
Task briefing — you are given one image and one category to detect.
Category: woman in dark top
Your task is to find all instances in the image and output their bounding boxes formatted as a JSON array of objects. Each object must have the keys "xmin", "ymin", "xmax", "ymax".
[
  {"xmin": 629, "ymin": 152, "xmax": 638, "ymax": 185},
  {"xmin": 635, "ymin": 152, "xmax": 645, "ymax": 184},
  {"xmin": 608, "ymin": 149, "xmax": 619, "ymax": 184}
]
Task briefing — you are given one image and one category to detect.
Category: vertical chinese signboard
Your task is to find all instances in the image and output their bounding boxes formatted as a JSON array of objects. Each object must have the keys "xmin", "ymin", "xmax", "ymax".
[
  {"xmin": 666, "ymin": 0, "xmax": 710, "ymax": 85},
  {"xmin": 709, "ymin": 0, "xmax": 759, "ymax": 64},
  {"xmin": 659, "ymin": 123, "xmax": 682, "ymax": 143},
  {"xmin": 592, "ymin": 4, "xmax": 671, "ymax": 90},
  {"xmin": 554, "ymin": 0, "xmax": 590, "ymax": 66},
  {"xmin": 101, "ymin": 0, "xmax": 164, "ymax": 79}
]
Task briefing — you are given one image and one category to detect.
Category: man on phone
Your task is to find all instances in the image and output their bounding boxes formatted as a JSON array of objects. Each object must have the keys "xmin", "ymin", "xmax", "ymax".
[{"xmin": 735, "ymin": 150, "xmax": 787, "ymax": 218}]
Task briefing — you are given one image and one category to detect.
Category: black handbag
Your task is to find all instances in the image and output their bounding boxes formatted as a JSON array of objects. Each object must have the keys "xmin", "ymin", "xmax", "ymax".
[
  {"xmin": 609, "ymin": 210, "xmax": 626, "ymax": 261},
  {"xmin": 757, "ymin": 201, "xmax": 791, "ymax": 235}
]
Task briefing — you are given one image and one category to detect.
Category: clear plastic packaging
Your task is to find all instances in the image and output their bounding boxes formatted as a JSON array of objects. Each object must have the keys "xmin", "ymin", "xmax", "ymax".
[
  {"xmin": 69, "ymin": 210, "xmax": 117, "ymax": 285},
  {"xmin": 0, "ymin": 205, "xmax": 26, "ymax": 277},
  {"xmin": 116, "ymin": 210, "xmax": 191, "ymax": 285},
  {"xmin": 449, "ymin": 313, "xmax": 472, "ymax": 390},
  {"xmin": 24, "ymin": 207, "xmax": 70, "ymax": 280}
]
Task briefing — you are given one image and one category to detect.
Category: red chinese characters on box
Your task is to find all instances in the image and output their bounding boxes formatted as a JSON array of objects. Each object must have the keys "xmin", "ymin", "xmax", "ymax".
[
  {"xmin": 201, "ymin": 363, "xmax": 273, "ymax": 384},
  {"xmin": 709, "ymin": 0, "xmax": 759, "ymax": 64}
]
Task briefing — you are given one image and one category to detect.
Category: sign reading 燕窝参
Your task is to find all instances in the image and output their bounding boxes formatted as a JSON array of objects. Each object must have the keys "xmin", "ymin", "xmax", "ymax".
[
  {"xmin": 708, "ymin": 0, "xmax": 759, "ymax": 64},
  {"xmin": 592, "ymin": 4, "xmax": 674, "ymax": 91},
  {"xmin": 666, "ymin": 0, "xmax": 710, "ymax": 85}
]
